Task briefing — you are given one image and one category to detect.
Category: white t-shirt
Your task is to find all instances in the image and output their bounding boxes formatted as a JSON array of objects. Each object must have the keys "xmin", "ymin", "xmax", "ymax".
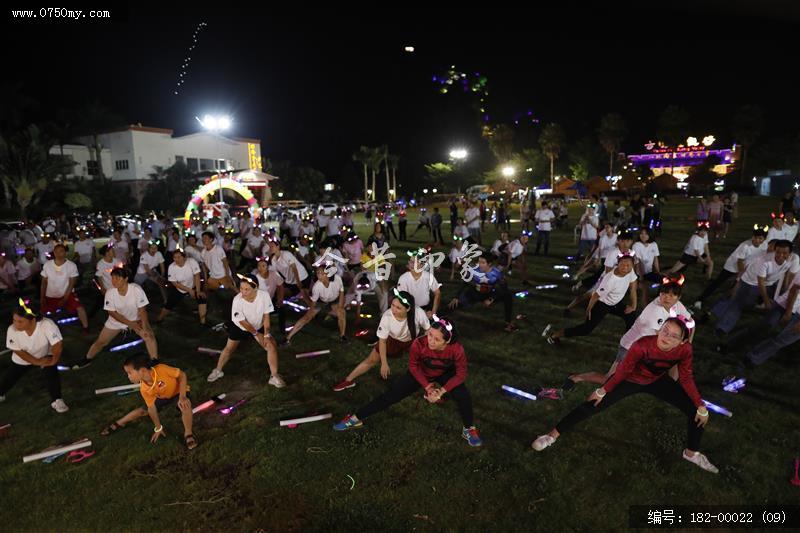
[
  {"xmin": 596, "ymin": 233, "xmax": 618, "ymax": 259},
  {"xmin": 271, "ymin": 251, "xmax": 308, "ymax": 285},
  {"xmin": 454, "ymin": 225, "xmax": 470, "ymax": 239},
  {"xmin": 104, "ymin": 283, "xmax": 149, "ymax": 330},
  {"xmin": 741, "ymin": 253, "xmax": 797, "ymax": 287},
  {"xmin": 723, "ymin": 239, "xmax": 768, "ymax": 273},
  {"xmin": 490, "ymin": 239, "xmax": 507, "ymax": 255},
  {"xmin": 168, "ymin": 258, "xmax": 201, "ymax": 293},
  {"xmin": 464, "ymin": 207, "xmax": 481, "ymax": 229},
  {"xmin": 301, "ymin": 223, "xmax": 316, "ymax": 237},
  {"xmin": 580, "ymin": 214, "xmax": 599, "ymax": 241},
  {"xmin": 167, "ymin": 235, "xmax": 183, "ymax": 253},
  {"xmin": 288, "ymin": 220, "xmax": 302, "ymax": 238},
  {"xmin": 535, "ymin": 209, "xmax": 555, "ymax": 231},
  {"xmin": 15, "ymin": 258, "xmax": 39, "ymax": 281},
  {"xmin": 784, "ymin": 223, "xmax": 798, "ymax": 243},
  {"xmin": 326, "ymin": 217, "xmax": 342, "ymax": 236},
  {"xmin": 683, "ymin": 234, "xmax": 707, "ymax": 256},
  {"xmin": 185, "ymin": 244, "xmax": 203, "ymax": 264},
  {"xmin": 376, "ymin": 306, "xmax": 431, "ymax": 342},
  {"xmin": 766, "ymin": 226, "xmax": 791, "ymax": 243},
  {"xmin": 125, "ymin": 222, "xmax": 139, "ymax": 241},
  {"xmin": 243, "ymin": 234, "xmax": 264, "ymax": 258},
  {"xmin": 74, "ymin": 239, "xmax": 96, "ymax": 264},
  {"xmin": 619, "ymin": 300, "xmax": 689, "ymax": 350},
  {"xmin": 507, "ymin": 239, "xmax": 524, "ymax": 259},
  {"xmin": 35, "ymin": 241, "xmax": 55, "ymax": 264},
  {"xmin": 449, "ymin": 245, "xmax": 468, "ymax": 264},
  {"xmin": 397, "ymin": 271, "xmax": 441, "ymax": 308},
  {"xmin": 231, "ymin": 290, "xmax": 274, "ymax": 331},
  {"xmin": 6, "ymin": 318, "xmax": 62, "ymax": 366},
  {"xmin": 775, "ymin": 271, "xmax": 800, "ymax": 314},
  {"xmin": 201, "ymin": 245, "xmax": 228, "ymax": 279},
  {"xmin": 0, "ymin": 261, "xmax": 16, "ymax": 289},
  {"xmin": 311, "ymin": 276, "xmax": 344, "ymax": 304},
  {"xmin": 95, "ymin": 258, "xmax": 117, "ymax": 291},
  {"xmin": 632, "ymin": 242, "xmax": 659, "ymax": 274},
  {"xmin": 604, "ymin": 247, "xmax": 638, "ymax": 270},
  {"xmin": 137, "ymin": 251, "xmax": 165, "ymax": 275},
  {"xmin": 110, "ymin": 237, "xmax": 129, "ymax": 262},
  {"xmin": 253, "ymin": 270, "xmax": 283, "ymax": 299},
  {"xmin": 41, "ymin": 260, "xmax": 79, "ymax": 298},
  {"xmin": 595, "ymin": 269, "xmax": 637, "ymax": 306}
]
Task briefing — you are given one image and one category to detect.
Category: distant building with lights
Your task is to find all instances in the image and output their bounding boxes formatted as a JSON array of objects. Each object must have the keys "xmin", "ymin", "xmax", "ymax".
[
  {"xmin": 626, "ymin": 137, "xmax": 738, "ymax": 189},
  {"xmin": 50, "ymin": 124, "xmax": 266, "ymax": 205}
]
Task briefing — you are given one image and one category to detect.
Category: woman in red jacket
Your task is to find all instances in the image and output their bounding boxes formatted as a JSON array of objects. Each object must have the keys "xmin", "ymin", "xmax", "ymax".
[
  {"xmin": 531, "ymin": 317, "xmax": 719, "ymax": 474},
  {"xmin": 333, "ymin": 315, "xmax": 483, "ymax": 447}
]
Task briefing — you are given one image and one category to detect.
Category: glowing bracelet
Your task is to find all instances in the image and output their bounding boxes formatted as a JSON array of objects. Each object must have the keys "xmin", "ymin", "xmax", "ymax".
[
  {"xmin": 594, "ymin": 388, "xmax": 606, "ymax": 398},
  {"xmin": 154, "ymin": 425, "xmax": 163, "ymax": 433},
  {"xmin": 696, "ymin": 409, "xmax": 709, "ymax": 417}
]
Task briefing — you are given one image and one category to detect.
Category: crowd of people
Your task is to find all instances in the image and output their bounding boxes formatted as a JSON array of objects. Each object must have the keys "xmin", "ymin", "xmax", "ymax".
[{"xmin": 1, "ymin": 188, "xmax": 799, "ymax": 472}]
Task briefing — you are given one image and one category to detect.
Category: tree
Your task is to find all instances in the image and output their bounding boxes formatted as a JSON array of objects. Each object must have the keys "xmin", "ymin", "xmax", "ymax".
[
  {"xmin": 485, "ymin": 124, "xmax": 515, "ymax": 162},
  {"xmin": 539, "ymin": 123, "xmax": 566, "ymax": 189},
  {"xmin": 731, "ymin": 105, "xmax": 764, "ymax": 186},
  {"xmin": 0, "ymin": 125, "xmax": 72, "ymax": 218},
  {"xmin": 510, "ymin": 149, "xmax": 549, "ymax": 187},
  {"xmin": 75, "ymin": 102, "xmax": 125, "ymax": 185},
  {"xmin": 424, "ymin": 162, "xmax": 454, "ymax": 191},
  {"xmin": 44, "ymin": 113, "xmax": 77, "ymax": 180},
  {"xmin": 597, "ymin": 113, "xmax": 628, "ymax": 178},
  {"xmin": 64, "ymin": 192, "xmax": 92, "ymax": 210},
  {"xmin": 271, "ymin": 161, "xmax": 327, "ymax": 203},
  {"xmin": 142, "ymin": 162, "xmax": 197, "ymax": 212},
  {"xmin": 686, "ymin": 155, "xmax": 722, "ymax": 194},
  {"xmin": 387, "ymin": 153, "xmax": 400, "ymax": 200},
  {"xmin": 381, "ymin": 145, "xmax": 392, "ymax": 202},
  {"xmin": 367, "ymin": 147, "xmax": 384, "ymax": 201},
  {"xmin": 657, "ymin": 105, "xmax": 690, "ymax": 175},
  {"xmin": 352, "ymin": 146, "xmax": 372, "ymax": 201},
  {"xmin": 567, "ymin": 137, "xmax": 606, "ymax": 181}
]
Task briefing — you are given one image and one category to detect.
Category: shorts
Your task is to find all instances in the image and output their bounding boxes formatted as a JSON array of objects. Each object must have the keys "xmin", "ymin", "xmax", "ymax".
[
  {"xmin": 285, "ymin": 276, "xmax": 312, "ymax": 293},
  {"xmin": 41, "ymin": 293, "xmax": 83, "ymax": 314},
  {"xmin": 154, "ymin": 392, "xmax": 191, "ymax": 412},
  {"xmin": 380, "ymin": 337, "xmax": 413, "ymax": 359},
  {"xmin": 679, "ymin": 253, "xmax": 706, "ymax": 265},
  {"xmin": 226, "ymin": 322, "xmax": 265, "ymax": 342},
  {"xmin": 165, "ymin": 285, "xmax": 207, "ymax": 310},
  {"xmin": 313, "ymin": 298, "xmax": 340, "ymax": 312}
]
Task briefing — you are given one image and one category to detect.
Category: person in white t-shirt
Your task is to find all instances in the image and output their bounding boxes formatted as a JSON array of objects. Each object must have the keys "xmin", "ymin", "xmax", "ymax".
[
  {"xmin": 35, "ymin": 233, "xmax": 55, "ymax": 265},
  {"xmin": 632, "ymin": 227, "xmax": 661, "ymax": 305},
  {"xmin": 0, "ymin": 306, "xmax": 68, "ymax": 413},
  {"xmin": 544, "ymin": 253, "xmax": 638, "ymax": 344},
  {"xmin": 238, "ymin": 225, "xmax": 265, "ymax": 271},
  {"xmin": 74, "ymin": 267, "xmax": 158, "ymax": 369},
  {"xmin": 566, "ymin": 277, "xmax": 692, "ymax": 387},
  {"xmin": 206, "ymin": 275, "xmax": 284, "ymax": 388},
  {"xmin": 782, "ymin": 211, "xmax": 798, "ymax": 243},
  {"xmin": 156, "ymin": 250, "xmax": 206, "ymax": 324},
  {"xmin": 95, "ymin": 245, "xmax": 119, "ymax": 294},
  {"xmin": 766, "ymin": 212, "xmax": 790, "ymax": 243},
  {"xmin": 134, "ymin": 241, "xmax": 167, "ymax": 303},
  {"xmin": 0, "ymin": 253, "xmax": 17, "ymax": 293},
  {"xmin": 183, "ymin": 234, "xmax": 204, "ymax": 265},
  {"xmin": 501, "ymin": 232, "xmax": 532, "ymax": 285},
  {"xmin": 533, "ymin": 201, "xmax": 556, "ymax": 256},
  {"xmin": 72, "ymin": 227, "xmax": 96, "ymax": 286},
  {"xmin": 200, "ymin": 231, "xmax": 236, "ymax": 293},
  {"xmin": 284, "ymin": 262, "xmax": 346, "ymax": 344},
  {"xmin": 669, "ymin": 221, "xmax": 714, "ymax": 280},
  {"xmin": 397, "ymin": 250, "xmax": 442, "ymax": 316},
  {"xmin": 253, "ymin": 257, "xmax": 287, "ymax": 338},
  {"xmin": 15, "ymin": 247, "xmax": 41, "ymax": 288},
  {"xmin": 110, "ymin": 227, "xmax": 130, "ymax": 265},
  {"xmin": 266, "ymin": 238, "xmax": 312, "ymax": 307},
  {"xmin": 577, "ymin": 205, "xmax": 600, "ymax": 259},
  {"xmin": 333, "ymin": 288, "xmax": 430, "ymax": 391},
  {"xmin": 464, "ymin": 202, "xmax": 482, "ymax": 245},
  {"xmin": 40, "ymin": 244, "xmax": 89, "ymax": 331}
]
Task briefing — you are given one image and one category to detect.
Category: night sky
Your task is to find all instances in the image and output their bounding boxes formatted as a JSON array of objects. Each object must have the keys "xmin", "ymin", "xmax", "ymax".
[{"xmin": 3, "ymin": 3, "xmax": 800, "ymax": 187}]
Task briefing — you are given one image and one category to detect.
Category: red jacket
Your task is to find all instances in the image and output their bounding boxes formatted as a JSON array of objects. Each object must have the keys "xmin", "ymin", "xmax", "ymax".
[
  {"xmin": 408, "ymin": 336, "xmax": 468, "ymax": 392},
  {"xmin": 603, "ymin": 335, "xmax": 703, "ymax": 408}
]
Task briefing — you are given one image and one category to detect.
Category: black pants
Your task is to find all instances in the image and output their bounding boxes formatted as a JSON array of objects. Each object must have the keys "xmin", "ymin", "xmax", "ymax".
[
  {"xmin": 398, "ymin": 220, "xmax": 407, "ymax": 240},
  {"xmin": 432, "ymin": 225, "xmax": 444, "ymax": 244},
  {"xmin": 356, "ymin": 371, "xmax": 474, "ymax": 427},
  {"xmin": 385, "ymin": 221, "xmax": 398, "ymax": 240},
  {"xmin": 555, "ymin": 377, "xmax": 703, "ymax": 451},
  {"xmin": 0, "ymin": 363, "xmax": 61, "ymax": 400},
  {"xmin": 565, "ymin": 300, "xmax": 636, "ymax": 337},
  {"xmin": 272, "ymin": 305, "xmax": 287, "ymax": 335},
  {"xmin": 535, "ymin": 231, "xmax": 550, "ymax": 255},
  {"xmin": 697, "ymin": 269, "xmax": 736, "ymax": 303},
  {"xmin": 458, "ymin": 283, "xmax": 513, "ymax": 322}
]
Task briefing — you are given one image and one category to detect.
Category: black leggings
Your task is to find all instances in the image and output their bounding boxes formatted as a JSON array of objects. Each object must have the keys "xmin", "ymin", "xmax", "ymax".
[
  {"xmin": 356, "ymin": 371, "xmax": 474, "ymax": 427},
  {"xmin": 0, "ymin": 363, "xmax": 62, "ymax": 400},
  {"xmin": 565, "ymin": 300, "xmax": 636, "ymax": 337},
  {"xmin": 458, "ymin": 283, "xmax": 513, "ymax": 322},
  {"xmin": 535, "ymin": 231, "xmax": 550, "ymax": 255},
  {"xmin": 697, "ymin": 269, "xmax": 736, "ymax": 303},
  {"xmin": 555, "ymin": 377, "xmax": 703, "ymax": 451}
]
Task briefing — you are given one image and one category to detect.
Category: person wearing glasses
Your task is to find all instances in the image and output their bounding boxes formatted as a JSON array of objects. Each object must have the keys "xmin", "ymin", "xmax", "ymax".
[{"xmin": 333, "ymin": 314, "xmax": 483, "ymax": 447}]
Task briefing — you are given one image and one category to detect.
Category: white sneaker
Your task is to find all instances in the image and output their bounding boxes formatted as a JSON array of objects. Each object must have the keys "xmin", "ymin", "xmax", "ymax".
[
  {"xmin": 268, "ymin": 375, "xmax": 286, "ymax": 388},
  {"xmin": 541, "ymin": 324, "xmax": 552, "ymax": 337},
  {"xmin": 51, "ymin": 399, "xmax": 69, "ymax": 413},
  {"xmin": 531, "ymin": 434, "xmax": 557, "ymax": 451},
  {"xmin": 207, "ymin": 369, "xmax": 224, "ymax": 382},
  {"xmin": 683, "ymin": 450, "xmax": 719, "ymax": 474},
  {"xmin": 693, "ymin": 301, "xmax": 702, "ymax": 310}
]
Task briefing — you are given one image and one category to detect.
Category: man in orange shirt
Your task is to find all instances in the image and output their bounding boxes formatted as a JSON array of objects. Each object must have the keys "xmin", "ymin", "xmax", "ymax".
[{"xmin": 99, "ymin": 353, "xmax": 197, "ymax": 450}]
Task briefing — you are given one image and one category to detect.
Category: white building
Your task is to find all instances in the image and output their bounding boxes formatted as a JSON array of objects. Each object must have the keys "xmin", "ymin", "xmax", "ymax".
[{"xmin": 51, "ymin": 124, "xmax": 264, "ymax": 205}]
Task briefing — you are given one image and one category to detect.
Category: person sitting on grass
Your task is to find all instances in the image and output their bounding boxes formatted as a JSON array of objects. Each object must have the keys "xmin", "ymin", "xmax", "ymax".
[
  {"xmin": 632, "ymin": 227, "xmax": 662, "ymax": 306},
  {"xmin": 200, "ymin": 231, "xmax": 237, "ymax": 295},
  {"xmin": 333, "ymin": 315, "xmax": 483, "ymax": 447},
  {"xmin": 155, "ymin": 249, "xmax": 206, "ymax": 325},
  {"xmin": 100, "ymin": 352, "xmax": 197, "ymax": 450},
  {"xmin": 448, "ymin": 235, "xmax": 469, "ymax": 281},
  {"xmin": 283, "ymin": 260, "xmax": 346, "ymax": 345},
  {"xmin": 668, "ymin": 220, "xmax": 714, "ymax": 280},
  {"xmin": 397, "ymin": 248, "xmax": 442, "ymax": 318},
  {"xmin": 448, "ymin": 252, "xmax": 518, "ymax": 333},
  {"xmin": 333, "ymin": 289, "xmax": 429, "ymax": 392},
  {"xmin": 532, "ymin": 317, "xmax": 719, "ymax": 474}
]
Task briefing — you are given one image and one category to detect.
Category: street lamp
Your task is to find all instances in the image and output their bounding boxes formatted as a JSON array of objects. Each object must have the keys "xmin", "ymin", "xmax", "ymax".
[
  {"xmin": 502, "ymin": 165, "xmax": 516, "ymax": 178},
  {"xmin": 432, "ymin": 188, "xmax": 438, "ymax": 194},
  {"xmin": 196, "ymin": 114, "xmax": 233, "ymax": 204},
  {"xmin": 449, "ymin": 148, "xmax": 468, "ymax": 160},
  {"xmin": 423, "ymin": 188, "xmax": 428, "ymax": 194}
]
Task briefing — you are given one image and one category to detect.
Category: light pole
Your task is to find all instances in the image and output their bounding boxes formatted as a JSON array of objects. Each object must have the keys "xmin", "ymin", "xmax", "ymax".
[
  {"xmin": 448, "ymin": 148, "xmax": 468, "ymax": 194},
  {"xmin": 196, "ymin": 114, "xmax": 232, "ymax": 205}
]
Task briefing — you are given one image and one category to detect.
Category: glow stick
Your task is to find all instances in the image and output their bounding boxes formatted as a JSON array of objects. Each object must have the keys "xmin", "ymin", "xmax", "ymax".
[
  {"xmin": 57, "ymin": 365, "xmax": 70, "ymax": 372},
  {"xmin": 535, "ymin": 284, "xmax": 558, "ymax": 290},
  {"xmin": 95, "ymin": 383, "xmax": 139, "ymax": 395},
  {"xmin": 57, "ymin": 317, "xmax": 79, "ymax": 324},
  {"xmin": 285, "ymin": 326, "xmax": 294, "ymax": 332},
  {"xmin": 279, "ymin": 413, "xmax": 332, "ymax": 427},
  {"xmin": 702, "ymin": 399, "xmax": 732, "ymax": 418},
  {"xmin": 283, "ymin": 300, "xmax": 309, "ymax": 312},
  {"xmin": 23, "ymin": 439, "xmax": 92, "ymax": 463},
  {"xmin": 723, "ymin": 377, "xmax": 746, "ymax": 393},
  {"xmin": 355, "ymin": 329, "xmax": 370, "ymax": 337},
  {"xmin": 562, "ymin": 273, "xmax": 571, "ymax": 278},
  {"xmin": 566, "ymin": 256, "xmax": 576, "ymax": 260},
  {"xmin": 197, "ymin": 347, "xmax": 222, "ymax": 355},
  {"xmin": 192, "ymin": 393, "xmax": 226, "ymax": 414},
  {"xmin": 554, "ymin": 265, "xmax": 569, "ymax": 270},
  {"xmin": 219, "ymin": 398, "xmax": 247, "ymax": 415},
  {"xmin": 296, "ymin": 349, "xmax": 330, "ymax": 359},
  {"xmin": 502, "ymin": 385, "xmax": 538, "ymax": 401},
  {"xmin": 109, "ymin": 339, "xmax": 144, "ymax": 352},
  {"xmin": 515, "ymin": 291, "xmax": 529, "ymax": 298}
]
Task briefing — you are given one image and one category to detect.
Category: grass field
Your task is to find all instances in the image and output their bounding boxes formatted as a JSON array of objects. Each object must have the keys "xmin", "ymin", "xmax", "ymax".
[{"xmin": 1, "ymin": 197, "xmax": 797, "ymax": 532}]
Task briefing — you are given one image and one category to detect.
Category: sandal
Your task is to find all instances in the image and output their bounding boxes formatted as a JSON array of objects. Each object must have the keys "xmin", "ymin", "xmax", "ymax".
[
  {"xmin": 184, "ymin": 434, "xmax": 198, "ymax": 450},
  {"xmin": 100, "ymin": 422, "xmax": 124, "ymax": 436}
]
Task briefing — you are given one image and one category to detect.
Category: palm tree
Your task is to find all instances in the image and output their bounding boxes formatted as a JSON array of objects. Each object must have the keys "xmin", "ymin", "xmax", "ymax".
[
  {"xmin": 731, "ymin": 105, "xmax": 764, "ymax": 186},
  {"xmin": 353, "ymin": 146, "xmax": 372, "ymax": 201},
  {"xmin": 539, "ymin": 123, "xmax": 566, "ymax": 189},
  {"xmin": 76, "ymin": 102, "xmax": 125, "ymax": 184},
  {"xmin": 388, "ymin": 153, "xmax": 399, "ymax": 201},
  {"xmin": 657, "ymin": 105, "xmax": 690, "ymax": 176},
  {"xmin": 45, "ymin": 113, "xmax": 77, "ymax": 180},
  {"xmin": 597, "ymin": 113, "xmax": 628, "ymax": 178},
  {"xmin": 0, "ymin": 125, "xmax": 72, "ymax": 218},
  {"xmin": 380, "ymin": 145, "xmax": 392, "ymax": 202},
  {"xmin": 367, "ymin": 147, "xmax": 383, "ymax": 201},
  {"xmin": 485, "ymin": 124, "xmax": 515, "ymax": 162}
]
